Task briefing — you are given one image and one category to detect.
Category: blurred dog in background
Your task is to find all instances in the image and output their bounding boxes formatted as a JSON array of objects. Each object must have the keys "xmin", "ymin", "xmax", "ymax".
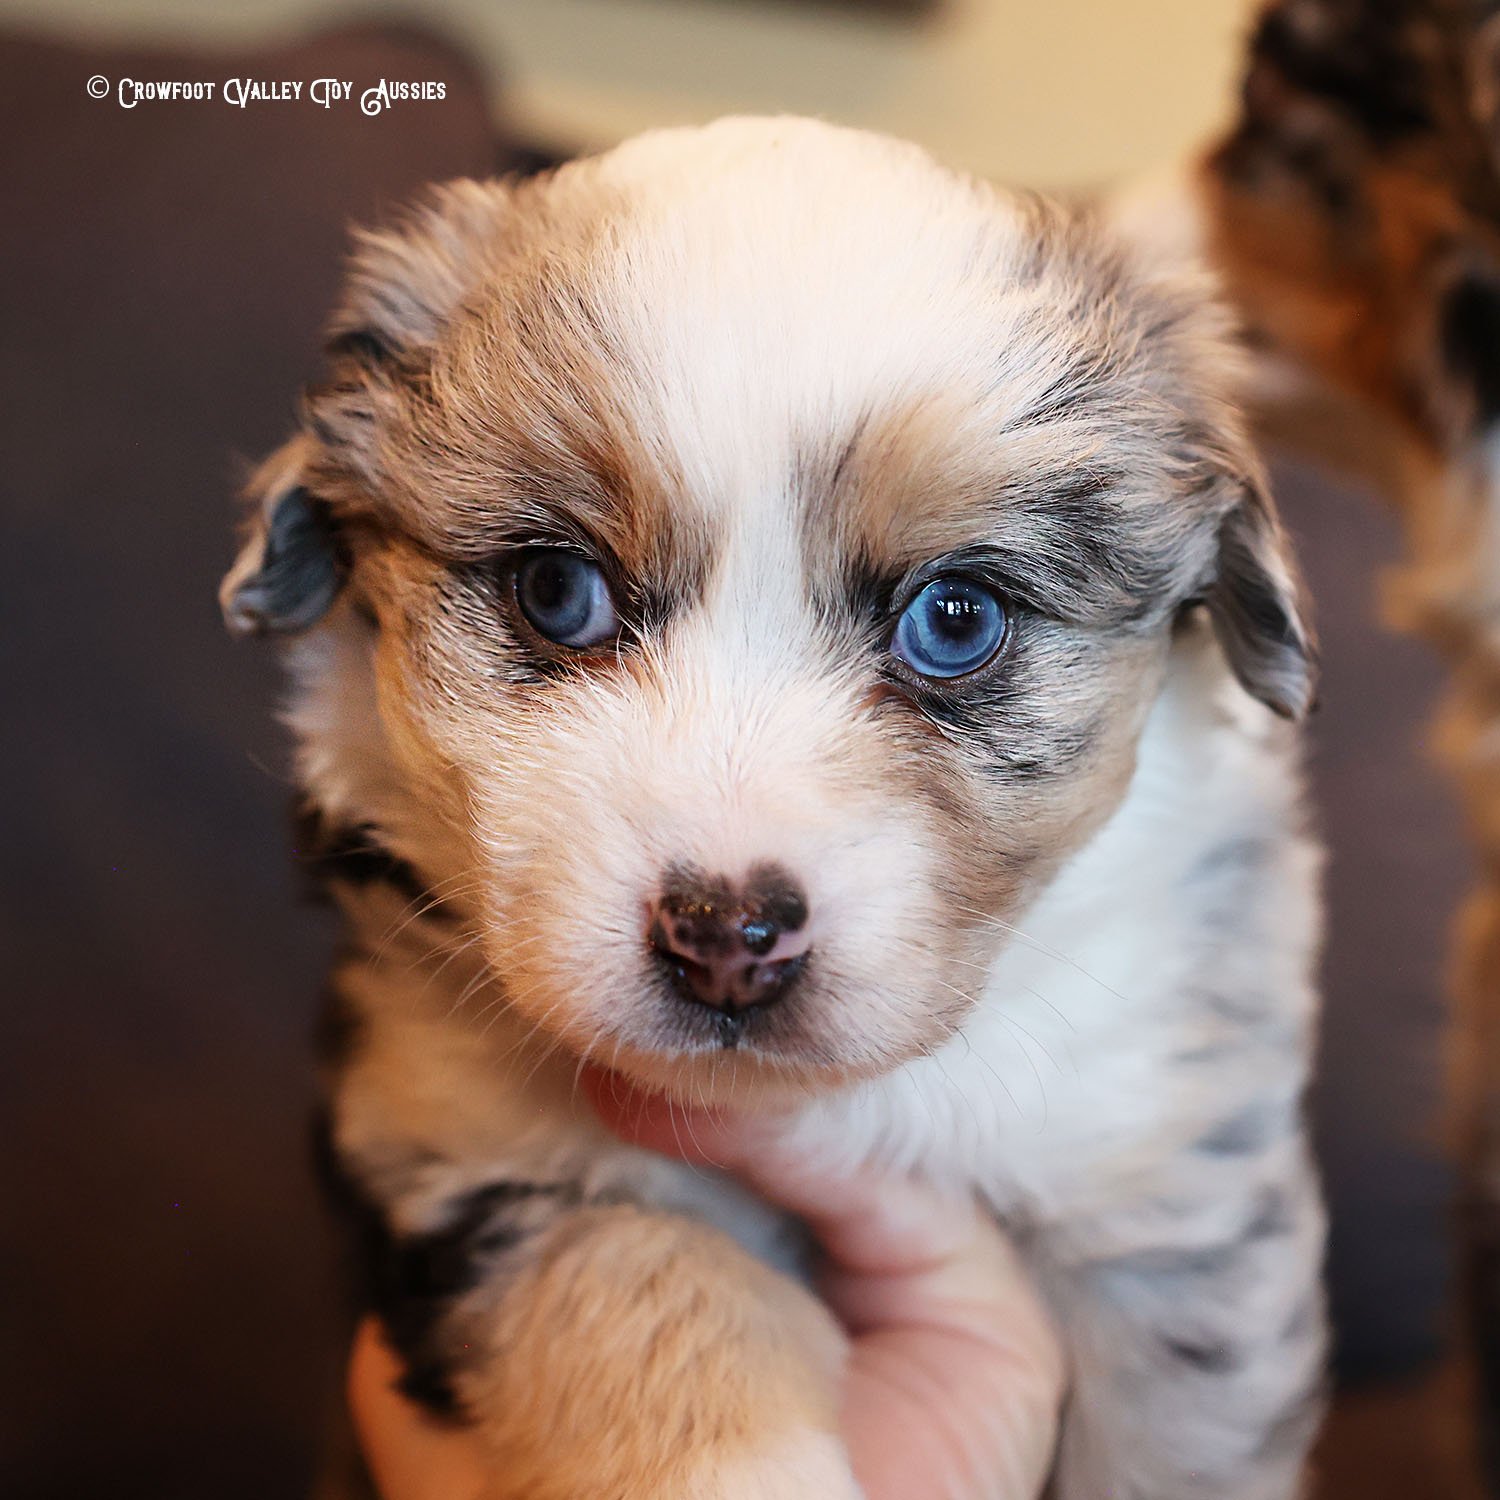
[{"xmin": 1168, "ymin": 0, "xmax": 1500, "ymax": 1478}]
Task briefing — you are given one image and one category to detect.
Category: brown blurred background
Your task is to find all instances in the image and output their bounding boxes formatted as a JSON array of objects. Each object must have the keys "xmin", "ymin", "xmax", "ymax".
[
  {"xmin": 0, "ymin": 2, "xmax": 1478, "ymax": 1496},
  {"xmin": 2, "ymin": 0, "xmax": 1253, "ymax": 189}
]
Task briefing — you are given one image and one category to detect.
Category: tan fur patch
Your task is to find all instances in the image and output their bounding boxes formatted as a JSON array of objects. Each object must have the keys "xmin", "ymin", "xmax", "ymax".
[{"xmin": 459, "ymin": 1205, "xmax": 846, "ymax": 1500}]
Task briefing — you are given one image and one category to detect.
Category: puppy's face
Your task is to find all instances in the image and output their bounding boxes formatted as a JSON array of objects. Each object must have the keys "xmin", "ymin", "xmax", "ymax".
[{"xmin": 226, "ymin": 121, "xmax": 1313, "ymax": 1101}]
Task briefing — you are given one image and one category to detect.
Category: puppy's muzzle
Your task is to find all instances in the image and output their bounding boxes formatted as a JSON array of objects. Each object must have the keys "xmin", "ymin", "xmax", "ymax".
[{"xmin": 648, "ymin": 864, "xmax": 810, "ymax": 1014}]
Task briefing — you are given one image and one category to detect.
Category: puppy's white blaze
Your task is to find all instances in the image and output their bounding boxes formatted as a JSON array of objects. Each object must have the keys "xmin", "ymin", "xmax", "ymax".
[{"xmin": 558, "ymin": 119, "xmax": 1078, "ymax": 516}]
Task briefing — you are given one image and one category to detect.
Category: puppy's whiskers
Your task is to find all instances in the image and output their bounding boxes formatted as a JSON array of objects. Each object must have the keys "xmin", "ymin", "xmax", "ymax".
[{"xmin": 951, "ymin": 900, "xmax": 1131, "ymax": 1007}]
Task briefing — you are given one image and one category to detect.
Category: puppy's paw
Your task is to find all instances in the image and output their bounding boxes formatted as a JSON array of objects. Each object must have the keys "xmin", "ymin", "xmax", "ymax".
[
  {"xmin": 462, "ymin": 1203, "xmax": 853, "ymax": 1500},
  {"xmin": 684, "ymin": 1430, "xmax": 862, "ymax": 1500}
]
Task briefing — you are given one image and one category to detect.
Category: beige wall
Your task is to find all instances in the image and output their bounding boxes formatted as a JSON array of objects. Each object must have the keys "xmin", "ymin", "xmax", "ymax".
[{"xmin": 4, "ymin": 0, "xmax": 1257, "ymax": 189}]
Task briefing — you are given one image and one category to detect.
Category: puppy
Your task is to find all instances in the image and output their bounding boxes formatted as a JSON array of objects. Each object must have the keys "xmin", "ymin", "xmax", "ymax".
[{"xmin": 223, "ymin": 117, "xmax": 1326, "ymax": 1499}]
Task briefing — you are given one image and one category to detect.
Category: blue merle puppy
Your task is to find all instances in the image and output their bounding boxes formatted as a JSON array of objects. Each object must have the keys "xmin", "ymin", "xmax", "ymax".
[{"xmin": 223, "ymin": 117, "xmax": 1326, "ymax": 1499}]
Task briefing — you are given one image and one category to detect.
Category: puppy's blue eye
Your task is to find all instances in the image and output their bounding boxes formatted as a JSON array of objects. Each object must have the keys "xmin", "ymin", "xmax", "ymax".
[
  {"xmin": 890, "ymin": 576, "xmax": 1007, "ymax": 679},
  {"xmin": 514, "ymin": 550, "xmax": 619, "ymax": 649}
]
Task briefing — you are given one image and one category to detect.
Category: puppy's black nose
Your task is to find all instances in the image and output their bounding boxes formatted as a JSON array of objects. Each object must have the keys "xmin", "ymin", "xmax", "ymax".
[{"xmin": 648, "ymin": 864, "xmax": 810, "ymax": 1013}]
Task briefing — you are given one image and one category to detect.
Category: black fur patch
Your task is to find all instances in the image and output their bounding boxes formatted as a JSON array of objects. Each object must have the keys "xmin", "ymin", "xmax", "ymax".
[
  {"xmin": 292, "ymin": 803, "xmax": 452, "ymax": 919},
  {"xmin": 1440, "ymin": 273, "xmax": 1500, "ymax": 430},
  {"xmin": 1248, "ymin": 5, "xmax": 1433, "ymax": 147},
  {"xmin": 312, "ymin": 1117, "xmax": 574, "ymax": 1416},
  {"xmin": 378, "ymin": 1182, "xmax": 557, "ymax": 1413},
  {"xmin": 1163, "ymin": 1336, "xmax": 1238, "ymax": 1374}
]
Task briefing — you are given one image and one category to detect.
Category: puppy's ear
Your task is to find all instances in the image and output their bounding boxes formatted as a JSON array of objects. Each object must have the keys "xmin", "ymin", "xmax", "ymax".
[
  {"xmin": 1204, "ymin": 476, "xmax": 1317, "ymax": 720},
  {"xmin": 220, "ymin": 436, "xmax": 347, "ymax": 638}
]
